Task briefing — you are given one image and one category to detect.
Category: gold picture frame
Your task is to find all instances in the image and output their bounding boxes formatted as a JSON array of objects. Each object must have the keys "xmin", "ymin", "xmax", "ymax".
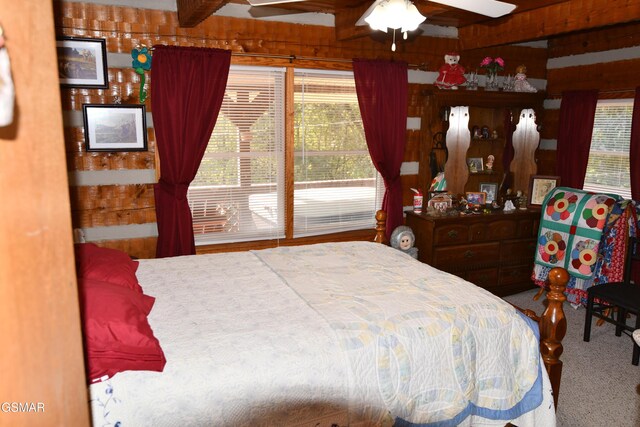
[{"xmin": 528, "ymin": 175, "xmax": 561, "ymax": 208}]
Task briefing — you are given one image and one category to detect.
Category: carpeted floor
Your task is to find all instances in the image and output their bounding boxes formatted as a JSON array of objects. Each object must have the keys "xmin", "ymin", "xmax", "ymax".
[{"xmin": 504, "ymin": 289, "xmax": 640, "ymax": 427}]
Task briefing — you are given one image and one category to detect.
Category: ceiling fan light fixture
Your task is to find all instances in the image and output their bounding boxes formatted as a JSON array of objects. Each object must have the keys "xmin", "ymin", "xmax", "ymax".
[{"xmin": 364, "ymin": 0, "xmax": 426, "ymax": 33}]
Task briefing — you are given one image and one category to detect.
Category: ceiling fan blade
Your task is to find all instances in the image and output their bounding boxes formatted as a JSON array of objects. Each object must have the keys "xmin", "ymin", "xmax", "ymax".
[
  {"xmin": 430, "ymin": 0, "xmax": 516, "ymax": 18},
  {"xmin": 247, "ymin": 0, "xmax": 308, "ymax": 6}
]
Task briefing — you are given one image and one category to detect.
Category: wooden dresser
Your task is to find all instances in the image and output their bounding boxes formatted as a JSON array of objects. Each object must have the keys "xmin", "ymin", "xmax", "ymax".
[{"xmin": 405, "ymin": 209, "xmax": 541, "ymax": 296}]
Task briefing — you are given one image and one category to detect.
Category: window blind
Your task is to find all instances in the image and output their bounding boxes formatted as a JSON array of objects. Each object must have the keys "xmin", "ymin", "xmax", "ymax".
[
  {"xmin": 189, "ymin": 66, "xmax": 286, "ymax": 244},
  {"xmin": 293, "ymin": 69, "xmax": 383, "ymax": 237},
  {"xmin": 583, "ymin": 100, "xmax": 632, "ymax": 199}
]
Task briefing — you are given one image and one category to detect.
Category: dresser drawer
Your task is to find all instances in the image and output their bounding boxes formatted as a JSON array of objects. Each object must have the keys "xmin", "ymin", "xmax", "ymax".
[
  {"xmin": 467, "ymin": 267, "xmax": 499, "ymax": 289},
  {"xmin": 433, "ymin": 242, "xmax": 500, "ymax": 270},
  {"xmin": 499, "ymin": 264, "xmax": 534, "ymax": 286},
  {"xmin": 518, "ymin": 218, "xmax": 536, "ymax": 238},
  {"xmin": 433, "ymin": 224, "xmax": 469, "ymax": 246},
  {"xmin": 470, "ymin": 219, "xmax": 518, "ymax": 242},
  {"xmin": 500, "ymin": 239, "xmax": 537, "ymax": 264}
]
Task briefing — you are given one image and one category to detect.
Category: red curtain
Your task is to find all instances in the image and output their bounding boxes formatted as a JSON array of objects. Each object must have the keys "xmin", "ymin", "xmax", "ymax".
[
  {"xmin": 353, "ymin": 59, "xmax": 408, "ymax": 238},
  {"xmin": 555, "ymin": 90, "xmax": 599, "ymax": 188},
  {"xmin": 151, "ymin": 46, "xmax": 231, "ymax": 258}
]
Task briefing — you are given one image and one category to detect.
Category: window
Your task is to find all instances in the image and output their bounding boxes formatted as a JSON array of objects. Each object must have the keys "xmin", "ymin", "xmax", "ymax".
[
  {"xmin": 583, "ymin": 99, "xmax": 632, "ymax": 199},
  {"xmin": 293, "ymin": 70, "xmax": 383, "ymax": 237},
  {"xmin": 188, "ymin": 66, "xmax": 382, "ymax": 245},
  {"xmin": 189, "ymin": 66, "xmax": 286, "ymax": 245}
]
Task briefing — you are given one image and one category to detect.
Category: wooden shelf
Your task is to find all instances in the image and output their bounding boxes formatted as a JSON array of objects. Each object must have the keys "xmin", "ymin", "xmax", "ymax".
[
  {"xmin": 423, "ymin": 89, "xmax": 546, "ymax": 109},
  {"xmin": 420, "ymin": 88, "xmax": 543, "ymax": 195}
]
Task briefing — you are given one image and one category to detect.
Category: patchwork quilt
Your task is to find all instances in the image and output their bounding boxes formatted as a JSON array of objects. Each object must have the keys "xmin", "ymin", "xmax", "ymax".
[{"xmin": 532, "ymin": 187, "xmax": 637, "ymax": 306}]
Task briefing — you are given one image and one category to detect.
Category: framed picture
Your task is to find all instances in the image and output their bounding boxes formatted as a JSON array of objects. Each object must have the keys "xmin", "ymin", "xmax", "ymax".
[
  {"xmin": 83, "ymin": 104, "xmax": 148, "ymax": 152},
  {"xmin": 56, "ymin": 37, "xmax": 108, "ymax": 88},
  {"xmin": 467, "ymin": 157, "xmax": 484, "ymax": 173},
  {"xmin": 528, "ymin": 175, "xmax": 561, "ymax": 208},
  {"xmin": 466, "ymin": 191, "xmax": 487, "ymax": 207},
  {"xmin": 479, "ymin": 182, "xmax": 498, "ymax": 203}
]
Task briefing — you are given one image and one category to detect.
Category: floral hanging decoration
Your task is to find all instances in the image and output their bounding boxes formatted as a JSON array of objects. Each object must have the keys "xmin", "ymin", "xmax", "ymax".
[{"xmin": 131, "ymin": 46, "xmax": 152, "ymax": 103}]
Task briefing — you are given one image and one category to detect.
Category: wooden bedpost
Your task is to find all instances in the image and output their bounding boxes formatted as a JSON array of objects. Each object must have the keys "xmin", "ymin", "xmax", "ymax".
[
  {"xmin": 374, "ymin": 210, "xmax": 387, "ymax": 244},
  {"xmin": 540, "ymin": 267, "xmax": 568, "ymax": 410}
]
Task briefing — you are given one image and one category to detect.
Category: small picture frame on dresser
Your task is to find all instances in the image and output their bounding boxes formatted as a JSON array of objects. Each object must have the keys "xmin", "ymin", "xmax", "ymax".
[
  {"xmin": 528, "ymin": 175, "xmax": 561, "ymax": 209},
  {"xmin": 479, "ymin": 182, "xmax": 498, "ymax": 203},
  {"xmin": 466, "ymin": 191, "xmax": 486, "ymax": 208}
]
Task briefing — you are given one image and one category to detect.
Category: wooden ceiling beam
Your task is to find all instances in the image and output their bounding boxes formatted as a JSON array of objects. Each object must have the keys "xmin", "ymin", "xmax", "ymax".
[
  {"xmin": 334, "ymin": 3, "xmax": 375, "ymax": 41},
  {"xmin": 177, "ymin": 0, "xmax": 227, "ymax": 27},
  {"xmin": 458, "ymin": 0, "xmax": 640, "ymax": 49}
]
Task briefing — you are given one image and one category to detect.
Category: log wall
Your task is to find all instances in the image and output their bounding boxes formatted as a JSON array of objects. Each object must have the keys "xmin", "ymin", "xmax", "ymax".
[
  {"xmin": 54, "ymin": 1, "xmax": 549, "ymax": 258},
  {"xmin": 541, "ymin": 22, "xmax": 640, "ymax": 150}
]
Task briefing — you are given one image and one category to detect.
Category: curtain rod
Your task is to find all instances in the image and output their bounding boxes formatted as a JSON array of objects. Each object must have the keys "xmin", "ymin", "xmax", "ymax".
[
  {"xmin": 60, "ymin": 25, "xmax": 427, "ymax": 69},
  {"xmin": 231, "ymin": 52, "xmax": 425, "ymax": 69}
]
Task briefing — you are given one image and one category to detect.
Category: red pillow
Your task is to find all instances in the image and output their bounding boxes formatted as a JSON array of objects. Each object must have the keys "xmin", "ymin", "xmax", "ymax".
[
  {"xmin": 78, "ymin": 278, "xmax": 166, "ymax": 382},
  {"xmin": 75, "ymin": 243, "xmax": 143, "ymax": 293}
]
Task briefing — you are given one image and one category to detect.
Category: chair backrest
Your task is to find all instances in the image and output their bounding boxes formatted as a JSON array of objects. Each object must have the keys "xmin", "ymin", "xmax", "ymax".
[{"xmin": 624, "ymin": 236, "xmax": 639, "ymax": 283}]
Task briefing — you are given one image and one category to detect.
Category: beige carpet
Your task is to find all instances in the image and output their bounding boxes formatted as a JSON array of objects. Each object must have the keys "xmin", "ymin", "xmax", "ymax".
[{"xmin": 504, "ymin": 288, "xmax": 640, "ymax": 427}]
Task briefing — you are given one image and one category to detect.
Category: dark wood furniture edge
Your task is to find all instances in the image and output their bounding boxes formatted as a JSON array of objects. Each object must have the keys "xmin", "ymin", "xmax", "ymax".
[{"xmin": 373, "ymin": 210, "xmax": 567, "ymax": 413}]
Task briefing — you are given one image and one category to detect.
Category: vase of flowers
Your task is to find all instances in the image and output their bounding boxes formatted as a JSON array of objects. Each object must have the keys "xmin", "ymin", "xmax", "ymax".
[{"xmin": 480, "ymin": 56, "xmax": 504, "ymax": 91}]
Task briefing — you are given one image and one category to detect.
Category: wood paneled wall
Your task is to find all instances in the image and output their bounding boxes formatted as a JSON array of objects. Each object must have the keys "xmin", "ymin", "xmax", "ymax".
[
  {"xmin": 0, "ymin": 0, "xmax": 90, "ymax": 425},
  {"xmin": 542, "ymin": 22, "xmax": 640, "ymax": 145},
  {"xmin": 55, "ymin": 1, "xmax": 550, "ymax": 258}
]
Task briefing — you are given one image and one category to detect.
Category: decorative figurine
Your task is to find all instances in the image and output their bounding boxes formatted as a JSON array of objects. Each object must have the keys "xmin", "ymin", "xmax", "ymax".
[
  {"xmin": 486, "ymin": 154, "xmax": 495, "ymax": 171},
  {"xmin": 503, "ymin": 200, "xmax": 516, "ymax": 212},
  {"xmin": 390, "ymin": 226, "xmax": 418, "ymax": 259},
  {"xmin": 513, "ymin": 65, "xmax": 538, "ymax": 93},
  {"xmin": 435, "ymin": 52, "xmax": 467, "ymax": 90}
]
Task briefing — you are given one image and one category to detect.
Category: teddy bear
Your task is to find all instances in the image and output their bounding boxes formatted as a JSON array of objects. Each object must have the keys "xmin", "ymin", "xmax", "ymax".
[{"xmin": 435, "ymin": 52, "xmax": 467, "ymax": 90}]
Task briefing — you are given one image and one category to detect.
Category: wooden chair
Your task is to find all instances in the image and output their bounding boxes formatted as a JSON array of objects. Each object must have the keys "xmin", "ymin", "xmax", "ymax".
[{"xmin": 583, "ymin": 236, "xmax": 640, "ymax": 365}]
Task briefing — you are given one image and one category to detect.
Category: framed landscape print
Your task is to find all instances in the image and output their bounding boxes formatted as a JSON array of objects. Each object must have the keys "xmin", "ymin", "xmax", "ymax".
[
  {"xmin": 57, "ymin": 37, "xmax": 108, "ymax": 88},
  {"xmin": 528, "ymin": 175, "xmax": 561, "ymax": 208},
  {"xmin": 83, "ymin": 104, "xmax": 148, "ymax": 152}
]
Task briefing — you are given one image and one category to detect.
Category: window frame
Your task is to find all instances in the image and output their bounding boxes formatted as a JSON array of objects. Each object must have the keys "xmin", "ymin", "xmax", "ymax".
[
  {"xmin": 583, "ymin": 98, "xmax": 633, "ymax": 200},
  {"xmin": 187, "ymin": 64, "xmax": 383, "ymax": 251}
]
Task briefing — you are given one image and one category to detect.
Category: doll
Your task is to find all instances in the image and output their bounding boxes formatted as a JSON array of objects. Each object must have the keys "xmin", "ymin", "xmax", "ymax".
[
  {"xmin": 390, "ymin": 226, "xmax": 418, "ymax": 259},
  {"xmin": 434, "ymin": 52, "xmax": 466, "ymax": 90},
  {"xmin": 513, "ymin": 65, "xmax": 537, "ymax": 93}
]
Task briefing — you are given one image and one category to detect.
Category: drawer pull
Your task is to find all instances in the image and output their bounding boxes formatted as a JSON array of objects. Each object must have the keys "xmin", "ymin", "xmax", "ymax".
[
  {"xmin": 464, "ymin": 250, "xmax": 474, "ymax": 258},
  {"xmin": 448, "ymin": 230, "xmax": 459, "ymax": 239}
]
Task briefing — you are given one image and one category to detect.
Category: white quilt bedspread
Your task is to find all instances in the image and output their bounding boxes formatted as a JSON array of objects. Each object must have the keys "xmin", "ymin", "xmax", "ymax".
[{"xmin": 89, "ymin": 241, "xmax": 554, "ymax": 427}]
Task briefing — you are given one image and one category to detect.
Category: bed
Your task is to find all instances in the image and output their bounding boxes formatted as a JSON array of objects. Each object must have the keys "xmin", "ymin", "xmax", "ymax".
[{"xmin": 77, "ymin": 211, "xmax": 568, "ymax": 427}]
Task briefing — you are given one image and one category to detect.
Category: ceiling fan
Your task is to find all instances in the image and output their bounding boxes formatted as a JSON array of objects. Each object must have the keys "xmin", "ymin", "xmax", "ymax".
[{"xmin": 246, "ymin": 0, "xmax": 517, "ymax": 19}]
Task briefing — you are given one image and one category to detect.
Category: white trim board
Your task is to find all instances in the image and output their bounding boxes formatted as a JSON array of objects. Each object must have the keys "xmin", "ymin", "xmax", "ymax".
[
  {"xmin": 81, "ymin": 223, "xmax": 159, "ymax": 241},
  {"xmin": 547, "ymin": 46, "xmax": 640, "ymax": 69},
  {"xmin": 68, "ymin": 170, "xmax": 157, "ymax": 186}
]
